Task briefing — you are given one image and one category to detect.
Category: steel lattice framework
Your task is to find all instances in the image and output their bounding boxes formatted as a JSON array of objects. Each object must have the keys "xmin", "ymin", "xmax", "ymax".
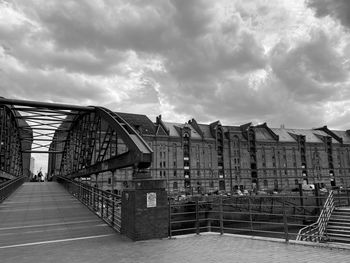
[
  {"xmin": 0, "ymin": 98, "xmax": 153, "ymax": 180},
  {"xmin": 56, "ymin": 107, "xmax": 153, "ymax": 178},
  {"xmin": 0, "ymin": 104, "xmax": 26, "ymax": 179}
]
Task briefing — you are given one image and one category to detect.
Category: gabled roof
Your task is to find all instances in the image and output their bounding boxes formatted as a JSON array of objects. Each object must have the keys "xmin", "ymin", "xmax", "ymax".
[
  {"xmin": 240, "ymin": 122, "xmax": 252, "ymax": 131},
  {"xmin": 155, "ymin": 115, "xmax": 169, "ymax": 136},
  {"xmin": 329, "ymin": 130, "xmax": 350, "ymax": 145},
  {"xmin": 155, "ymin": 125, "xmax": 169, "ymax": 136},
  {"xmin": 255, "ymin": 123, "xmax": 279, "ymax": 141},
  {"xmin": 254, "ymin": 127, "xmax": 277, "ymax": 142},
  {"xmin": 269, "ymin": 128, "xmax": 337, "ymax": 143},
  {"xmin": 312, "ymin": 129, "xmax": 339, "ymax": 144},
  {"xmin": 286, "ymin": 129, "xmax": 331, "ymax": 143},
  {"xmin": 188, "ymin": 118, "xmax": 204, "ymax": 138},
  {"xmin": 115, "ymin": 112, "xmax": 156, "ymax": 135},
  {"xmin": 209, "ymin": 120, "xmax": 221, "ymax": 138},
  {"xmin": 270, "ymin": 128, "xmax": 296, "ymax": 142},
  {"xmin": 314, "ymin": 126, "xmax": 343, "ymax": 143},
  {"xmin": 162, "ymin": 122, "xmax": 202, "ymax": 139},
  {"xmin": 224, "ymin": 126, "xmax": 246, "ymax": 140},
  {"xmin": 197, "ymin": 124, "xmax": 214, "ymax": 139}
]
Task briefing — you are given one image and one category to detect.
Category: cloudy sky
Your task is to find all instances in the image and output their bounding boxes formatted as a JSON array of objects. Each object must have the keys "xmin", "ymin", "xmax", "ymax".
[{"xmin": 1, "ymin": 0, "xmax": 350, "ymax": 172}]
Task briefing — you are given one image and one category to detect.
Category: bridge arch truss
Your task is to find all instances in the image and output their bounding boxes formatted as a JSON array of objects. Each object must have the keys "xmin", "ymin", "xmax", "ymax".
[
  {"xmin": 0, "ymin": 104, "xmax": 28, "ymax": 179},
  {"xmin": 0, "ymin": 98, "xmax": 153, "ymax": 181}
]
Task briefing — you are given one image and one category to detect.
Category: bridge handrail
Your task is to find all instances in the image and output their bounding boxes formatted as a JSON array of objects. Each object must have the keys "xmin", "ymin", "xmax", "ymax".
[
  {"xmin": 0, "ymin": 176, "xmax": 26, "ymax": 203},
  {"xmin": 57, "ymin": 176, "xmax": 122, "ymax": 233},
  {"xmin": 296, "ymin": 190, "xmax": 334, "ymax": 242}
]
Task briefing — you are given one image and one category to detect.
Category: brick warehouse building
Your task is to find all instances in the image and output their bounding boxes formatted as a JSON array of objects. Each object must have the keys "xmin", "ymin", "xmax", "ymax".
[{"xmin": 48, "ymin": 112, "xmax": 350, "ymax": 195}]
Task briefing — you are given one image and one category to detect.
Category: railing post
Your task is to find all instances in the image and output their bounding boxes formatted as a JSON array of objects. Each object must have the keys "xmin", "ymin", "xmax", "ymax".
[
  {"xmin": 101, "ymin": 190, "xmax": 104, "ymax": 218},
  {"xmin": 93, "ymin": 188, "xmax": 97, "ymax": 211},
  {"xmin": 195, "ymin": 199, "xmax": 199, "ymax": 235},
  {"xmin": 168, "ymin": 200, "xmax": 172, "ymax": 238},
  {"xmin": 282, "ymin": 198, "xmax": 289, "ymax": 242},
  {"xmin": 91, "ymin": 185, "xmax": 93, "ymax": 207},
  {"xmin": 271, "ymin": 197, "xmax": 274, "ymax": 214},
  {"xmin": 207, "ymin": 206, "xmax": 212, "ymax": 233},
  {"xmin": 220, "ymin": 196, "xmax": 224, "ymax": 235},
  {"xmin": 248, "ymin": 197, "xmax": 253, "ymax": 231},
  {"xmin": 111, "ymin": 195, "xmax": 115, "ymax": 227},
  {"xmin": 106, "ymin": 194, "xmax": 109, "ymax": 220}
]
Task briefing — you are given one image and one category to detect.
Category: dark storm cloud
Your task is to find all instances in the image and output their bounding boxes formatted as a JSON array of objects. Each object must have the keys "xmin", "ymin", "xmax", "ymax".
[
  {"xmin": 271, "ymin": 30, "xmax": 349, "ymax": 103},
  {"xmin": 0, "ymin": 66, "xmax": 110, "ymax": 104},
  {"xmin": 1, "ymin": 0, "xmax": 350, "ymax": 132},
  {"xmin": 307, "ymin": 0, "xmax": 350, "ymax": 28}
]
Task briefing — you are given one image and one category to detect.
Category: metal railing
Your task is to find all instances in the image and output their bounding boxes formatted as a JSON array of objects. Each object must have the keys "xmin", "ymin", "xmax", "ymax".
[
  {"xmin": 57, "ymin": 176, "xmax": 122, "ymax": 233},
  {"xmin": 0, "ymin": 176, "xmax": 25, "ymax": 203},
  {"xmin": 296, "ymin": 190, "xmax": 335, "ymax": 242},
  {"xmin": 169, "ymin": 193, "xmax": 330, "ymax": 241}
]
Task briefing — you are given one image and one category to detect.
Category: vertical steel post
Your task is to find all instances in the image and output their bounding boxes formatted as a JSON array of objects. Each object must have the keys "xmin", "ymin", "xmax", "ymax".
[
  {"xmin": 106, "ymin": 193, "xmax": 109, "ymax": 221},
  {"xmin": 195, "ymin": 199, "xmax": 199, "ymax": 235},
  {"xmin": 111, "ymin": 194, "xmax": 115, "ymax": 227},
  {"xmin": 220, "ymin": 196, "xmax": 224, "ymax": 235},
  {"xmin": 93, "ymin": 186, "xmax": 96, "ymax": 211},
  {"xmin": 168, "ymin": 199, "xmax": 172, "ymax": 238},
  {"xmin": 79, "ymin": 180, "xmax": 82, "ymax": 200},
  {"xmin": 101, "ymin": 190, "xmax": 104, "ymax": 218},
  {"xmin": 282, "ymin": 198, "xmax": 289, "ymax": 242},
  {"xmin": 248, "ymin": 197, "xmax": 253, "ymax": 231},
  {"xmin": 111, "ymin": 170, "xmax": 115, "ymax": 194}
]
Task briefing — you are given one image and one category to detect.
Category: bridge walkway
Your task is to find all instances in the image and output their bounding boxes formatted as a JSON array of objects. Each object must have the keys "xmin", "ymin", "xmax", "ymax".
[
  {"xmin": 1, "ymin": 182, "xmax": 350, "ymax": 263},
  {"xmin": 0, "ymin": 182, "xmax": 116, "ymax": 249}
]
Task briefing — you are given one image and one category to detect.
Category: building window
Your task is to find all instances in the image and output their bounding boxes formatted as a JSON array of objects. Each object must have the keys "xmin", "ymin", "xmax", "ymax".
[
  {"xmin": 173, "ymin": 182, "xmax": 178, "ymax": 190},
  {"xmin": 263, "ymin": 180, "xmax": 268, "ymax": 188}
]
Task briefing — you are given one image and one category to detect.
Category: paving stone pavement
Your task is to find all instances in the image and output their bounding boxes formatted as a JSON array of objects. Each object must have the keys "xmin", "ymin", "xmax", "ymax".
[
  {"xmin": 1, "ymin": 233, "xmax": 350, "ymax": 263},
  {"xmin": 1, "ymin": 182, "xmax": 350, "ymax": 263}
]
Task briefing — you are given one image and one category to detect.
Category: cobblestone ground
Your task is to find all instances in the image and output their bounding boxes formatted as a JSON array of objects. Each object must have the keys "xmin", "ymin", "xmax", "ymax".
[{"xmin": 1, "ymin": 233, "xmax": 350, "ymax": 263}]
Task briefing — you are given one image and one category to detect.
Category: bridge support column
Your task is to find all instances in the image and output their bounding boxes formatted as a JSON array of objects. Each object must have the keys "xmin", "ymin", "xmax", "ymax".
[{"xmin": 121, "ymin": 171, "xmax": 168, "ymax": 241}]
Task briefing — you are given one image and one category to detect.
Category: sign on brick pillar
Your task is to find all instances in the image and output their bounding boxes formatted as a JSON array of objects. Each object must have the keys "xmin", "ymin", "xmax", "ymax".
[{"xmin": 121, "ymin": 172, "xmax": 168, "ymax": 241}]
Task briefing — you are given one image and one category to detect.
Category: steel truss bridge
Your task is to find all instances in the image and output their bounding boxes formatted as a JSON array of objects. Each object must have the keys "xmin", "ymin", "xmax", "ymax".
[{"xmin": 0, "ymin": 97, "xmax": 153, "ymax": 181}]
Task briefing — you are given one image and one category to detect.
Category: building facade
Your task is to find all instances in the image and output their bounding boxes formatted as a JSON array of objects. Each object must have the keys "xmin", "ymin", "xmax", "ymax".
[{"xmin": 48, "ymin": 112, "xmax": 350, "ymax": 195}]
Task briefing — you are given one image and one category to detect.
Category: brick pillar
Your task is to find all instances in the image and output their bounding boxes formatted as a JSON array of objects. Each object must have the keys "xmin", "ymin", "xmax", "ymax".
[{"xmin": 121, "ymin": 178, "xmax": 168, "ymax": 241}]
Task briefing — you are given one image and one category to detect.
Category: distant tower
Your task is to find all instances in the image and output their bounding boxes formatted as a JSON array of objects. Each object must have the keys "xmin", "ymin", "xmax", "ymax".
[{"xmin": 30, "ymin": 157, "xmax": 35, "ymax": 174}]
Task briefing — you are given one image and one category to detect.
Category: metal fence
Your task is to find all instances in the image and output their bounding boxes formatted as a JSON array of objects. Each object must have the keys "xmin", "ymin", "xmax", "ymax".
[
  {"xmin": 57, "ymin": 176, "xmax": 122, "ymax": 233},
  {"xmin": 169, "ymin": 190, "xmax": 350, "ymax": 241},
  {"xmin": 0, "ymin": 177, "xmax": 25, "ymax": 203},
  {"xmin": 297, "ymin": 190, "xmax": 335, "ymax": 242}
]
